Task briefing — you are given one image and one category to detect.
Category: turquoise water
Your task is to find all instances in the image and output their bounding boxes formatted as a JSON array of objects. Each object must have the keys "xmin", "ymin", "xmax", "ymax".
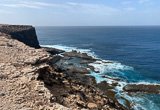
[{"xmin": 36, "ymin": 26, "xmax": 160, "ymax": 110}]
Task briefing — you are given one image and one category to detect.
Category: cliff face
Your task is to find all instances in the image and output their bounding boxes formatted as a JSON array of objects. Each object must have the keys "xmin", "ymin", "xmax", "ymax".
[
  {"xmin": 0, "ymin": 29, "xmax": 127, "ymax": 110},
  {"xmin": 0, "ymin": 34, "xmax": 127, "ymax": 110},
  {"xmin": 0, "ymin": 34, "xmax": 68, "ymax": 110},
  {"xmin": 1, "ymin": 25, "xmax": 160, "ymax": 110},
  {"xmin": 0, "ymin": 24, "xmax": 40, "ymax": 48}
]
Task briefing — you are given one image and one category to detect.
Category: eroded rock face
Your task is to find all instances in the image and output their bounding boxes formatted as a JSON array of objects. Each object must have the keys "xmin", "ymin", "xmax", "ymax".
[
  {"xmin": 0, "ymin": 24, "xmax": 131, "ymax": 110},
  {"xmin": 0, "ymin": 34, "xmax": 68, "ymax": 110},
  {"xmin": 54, "ymin": 51, "xmax": 97, "ymax": 75},
  {"xmin": 0, "ymin": 24, "xmax": 40, "ymax": 48},
  {"xmin": 0, "ymin": 35, "xmax": 50, "ymax": 64},
  {"xmin": 0, "ymin": 34, "xmax": 127, "ymax": 110},
  {"xmin": 37, "ymin": 66, "xmax": 126, "ymax": 110}
]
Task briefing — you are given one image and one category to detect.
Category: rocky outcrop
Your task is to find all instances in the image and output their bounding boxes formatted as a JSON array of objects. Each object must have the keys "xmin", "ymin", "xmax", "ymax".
[
  {"xmin": 63, "ymin": 51, "xmax": 96, "ymax": 61},
  {"xmin": 37, "ymin": 63, "xmax": 127, "ymax": 110},
  {"xmin": 3, "ymin": 24, "xmax": 160, "ymax": 110},
  {"xmin": 43, "ymin": 47, "xmax": 65, "ymax": 55},
  {"xmin": 0, "ymin": 32, "xmax": 127, "ymax": 110},
  {"xmin": 53, "ymin": 50, "xmax": 97, "ymax": 75},
  {"xmin": 0, "ymin": 34, "xmax": 56, "ymax": 110},
  {"xmin": 0, "ymin": 24, "xmax": 40, "ymax": 48},
  {"xmin": 123, "ymin": 84, "xmax": 160, "ymax": 94}
]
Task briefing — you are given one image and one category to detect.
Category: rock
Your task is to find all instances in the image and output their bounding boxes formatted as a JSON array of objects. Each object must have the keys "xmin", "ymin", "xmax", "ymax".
[
  {"xmin": 123, "ymin": 84, "xmax": 160, "ymax": 94},
  {"xmin": 34, "ymin": 84, "xmax": 45, "ymax": 93},
  {"xmin": 76, "ymin": 101, "xmax": 86, "ymax": 108},
  {"xmin": 97, "ymin": 81, "xmax": 115, "ymax": 91},
  {"xmin": 0, "ymin": 24, "xmax": 40, "ymax": 48},
  {"xmin": 0, "ymin": 93, "xmax": 5, "ymax": 96},
  {"xmin": 21, "ymin": 67, "xmax": 35, "ymax": 74},
  {"xmin": 63, "ymin": 51, "xmax": 96, "ymax": 61},
  {"xmin": 19, "ymin": 76, "xmax": 29, "ymax": 84},
  {"xmin": 87, "ymin": 103, "xmax": 98, "ymax": 109},
  {"xmin": 0, "ymin": 73, "xmax": 8, "ymax": 79},
  {"xmin": 67, "ymin": 66, "xmax": 89, "ymax": 74},
  {"xmin": 50, "ymin": 96, "xmax": 57, "ymax": 102},
  {"xmin": 51, "ymin": 55, "xmax": 62, "ymax": 64},
  {"xmin": 0, "ymin": 25, "xmax": 127, "ymax": 110},
  {"xmin": 0, "ymin": 35, "xmax": 54, "ymax": 110},
  {"xmin": 43, "ymin": 47, "xmax": 65, "ymax": 55}
]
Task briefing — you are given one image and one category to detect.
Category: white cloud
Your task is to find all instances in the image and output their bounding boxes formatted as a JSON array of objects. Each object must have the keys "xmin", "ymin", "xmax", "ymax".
[
  {"xmin": 0, "ymin": 0, "xmax": 159, "ymax": 26},
  {"xmin": 0, "ymin": 1, "xmax": 120, "ymax": 15},
  {"xmin": 0, "ymin": 1, "xmax": 60, "ymax": 9},
  {"xmin": 66, "ymin": 2, "xmax": 120, "ymax": 15},
  {"xmin": 1, "ymin": 3, "xmax": 40, "ymax": 9}
]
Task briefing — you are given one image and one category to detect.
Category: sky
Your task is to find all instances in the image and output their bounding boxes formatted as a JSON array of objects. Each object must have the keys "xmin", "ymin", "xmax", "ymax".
[{"xmin": 0, "ymin": 0, "xmax": 160, "ymax": 26}]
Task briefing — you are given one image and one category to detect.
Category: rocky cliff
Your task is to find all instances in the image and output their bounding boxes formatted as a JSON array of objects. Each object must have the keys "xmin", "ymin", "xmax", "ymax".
[
  {"xmin": 1, "ymin": 25, "xmax": 160, "ymax": 110},
  {"xmin": 0, "ymin": 24, "xmax": 40, "ymax": 48},
  {"xmin": 0, "ymin": 26, "xmax": 127, "ymax": 110}
]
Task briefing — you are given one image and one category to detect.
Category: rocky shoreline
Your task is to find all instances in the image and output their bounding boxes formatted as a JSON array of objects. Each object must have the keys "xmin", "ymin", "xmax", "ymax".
[{"xmin": 0, "ymin": 24, "xmax": 160, "ymax": 110}]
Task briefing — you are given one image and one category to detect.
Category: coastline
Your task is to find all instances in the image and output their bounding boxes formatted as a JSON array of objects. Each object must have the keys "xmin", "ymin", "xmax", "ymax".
[
  {"xmin": 42, "ymin": 44, "xmax": 160, "ymax": 110},
  {"xmin": 0, "ymin": 24, "xmax": 127, "ymax": 110},
  {"xmin": 0, "ymin": 24, "xmax": 160, "ymax": 110}
]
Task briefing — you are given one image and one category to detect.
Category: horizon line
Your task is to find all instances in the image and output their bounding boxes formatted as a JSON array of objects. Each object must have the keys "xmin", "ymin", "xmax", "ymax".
[{"xmin": 35, "ymin": 25, "xmax": 160, "ymax": 27}]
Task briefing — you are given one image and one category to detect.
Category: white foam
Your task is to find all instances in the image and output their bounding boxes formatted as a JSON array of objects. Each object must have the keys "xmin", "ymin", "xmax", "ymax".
[
  {"xmin": 41, "ymin": 44, "xmax": 76, "ymax": 52},
  {"xmin": 121, "ymin": 93, "xmax": 160, "ymax": 110},
  {"xmin": 89, "ymin": 60, "xmax": 134, "ymax": 74},
  {"xmin": 89, "ymin": 72, "xmax": 107, "ymax": 83},
  {"xmin": 41, "ymin": 44, "xmax": 97, "ymax": 58},
  {"xmin": 115, "ymin": 81, "xmax": 127, "ymax": 92},
  {"xmin": 42, "ymin": 44, "xmax": 134, "ymax": 84},
  {"xmin": 41, "ymin": 44, "xmax": 160, "ymax": 110},
  {"xmin": 42, "ymin": 45, "xmax": 134, "ymax": 72},
  {"xmin": 130, "ymin": 81, "xmax": 160, "ymax": 85}
]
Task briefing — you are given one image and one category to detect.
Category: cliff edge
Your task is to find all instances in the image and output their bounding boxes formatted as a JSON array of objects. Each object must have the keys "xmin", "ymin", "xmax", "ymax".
[
  {"xmin": 0, "ymin": 24, "xmax": 40, "ymax": 48},
  {"xmin": 0, "ymin": 25, "xmax": 127, "ymax": 110}
]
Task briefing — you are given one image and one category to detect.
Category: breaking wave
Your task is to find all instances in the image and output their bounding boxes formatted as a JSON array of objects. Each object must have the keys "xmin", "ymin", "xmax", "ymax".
[{"xmin": 41, "ymin": 44, "xmax": 160, "ymax": 110}]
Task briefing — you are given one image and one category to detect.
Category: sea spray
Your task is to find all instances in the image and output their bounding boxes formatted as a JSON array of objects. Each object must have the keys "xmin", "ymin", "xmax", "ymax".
[{"xmin": 41, "ymin": 44, "xmax": 160, "ymax": 110}]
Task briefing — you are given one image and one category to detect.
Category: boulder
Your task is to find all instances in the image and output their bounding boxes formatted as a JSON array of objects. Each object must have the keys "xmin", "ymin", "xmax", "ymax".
[{"xmin": 87, "ymin": 103, "xmax": 98, "ymax": 109}]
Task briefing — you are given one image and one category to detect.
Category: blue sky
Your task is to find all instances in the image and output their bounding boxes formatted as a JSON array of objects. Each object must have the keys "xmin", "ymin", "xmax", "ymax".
[{"xmin": 0, "ymin": 0, "xmax": 160, "ymax": 26}]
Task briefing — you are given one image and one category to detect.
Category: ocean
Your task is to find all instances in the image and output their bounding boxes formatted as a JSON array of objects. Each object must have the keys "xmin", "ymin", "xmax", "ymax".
[{"xmin": 36, "ymin": 26, "xmax": 160, "ymax": 110}]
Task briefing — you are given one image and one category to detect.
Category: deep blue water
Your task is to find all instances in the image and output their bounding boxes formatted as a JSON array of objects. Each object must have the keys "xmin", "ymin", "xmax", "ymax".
[
  {"xmin": 36, "ymin": 26, "xmax": 160, "ymax": 110},
  {"xmin": 36, "ymin": 26, "xmax": 160, "ymax": 83}
]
